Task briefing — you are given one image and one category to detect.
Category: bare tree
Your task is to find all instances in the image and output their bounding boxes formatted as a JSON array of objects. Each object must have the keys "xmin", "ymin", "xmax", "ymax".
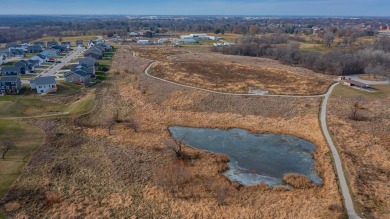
[
  {"xmin": 1, "ymin": 141, "xmax": 17, "ymax": 159},
  {"xmin": 164, "ymin": 132, "xmax": 189, "ymax": 158},
  {"xmin": 104, "ymin": 114, "xmax": 116, "ymax": 135},
  {"xmin": 324, "ymin": 32, "xmax": 335, "ymax": 47},
  {"xmin": 350, "ymin": 98, "xmax": 364, "ymax": 120}
]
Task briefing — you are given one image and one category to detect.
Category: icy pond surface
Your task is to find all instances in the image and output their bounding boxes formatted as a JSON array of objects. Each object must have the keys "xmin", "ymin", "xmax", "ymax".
[{"xmin": 169, "ymin": 126, "xmax": 323, "ymax": 186}]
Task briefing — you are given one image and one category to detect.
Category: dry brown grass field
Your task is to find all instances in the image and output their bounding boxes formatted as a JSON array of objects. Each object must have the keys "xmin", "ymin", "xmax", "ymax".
[
  {"xmin": 328, "ymin": 85, "xmax": 390, "ymax": 219},
  {"xmin": 0, "ymin": 45, "xmax": 345, "ymax": 218},
  {"xmin": 135, "ymin": 45, "xmax": 334, "ymax": 95}
]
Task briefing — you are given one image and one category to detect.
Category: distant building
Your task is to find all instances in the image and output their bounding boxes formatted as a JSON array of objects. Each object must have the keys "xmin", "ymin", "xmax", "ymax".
[
  {"xmin": 0, "ymin": 77, "xmax": 22, "ymax": 94},
  {"xmin": 137, "ymin": 40, "xmax": 150, "ymax": 45},
  {"xmin": 30, "ymin": 76, "xmax": 57, "ymax": 94}
]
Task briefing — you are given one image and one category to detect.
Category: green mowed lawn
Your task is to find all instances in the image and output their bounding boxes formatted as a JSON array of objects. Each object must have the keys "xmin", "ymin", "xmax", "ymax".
[
  {"xmin": 0, "ymin": 119, "xmax": 45, "ymax": 199},
  {"xmin": 95, "ymin": 71, "xmax": 107, "ymax": 80},
  {"xmin": 331, "ymin": 84, "xmax": 390, "ymax": 99}
]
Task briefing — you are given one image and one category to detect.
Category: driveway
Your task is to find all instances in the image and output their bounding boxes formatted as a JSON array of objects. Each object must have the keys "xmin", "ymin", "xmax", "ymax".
[{"xmin": 346, "ymin": 74, "xmax": 389, "ymax": 85}]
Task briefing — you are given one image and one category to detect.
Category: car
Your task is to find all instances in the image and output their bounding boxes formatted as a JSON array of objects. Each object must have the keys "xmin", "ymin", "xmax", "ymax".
[{"xmin": 55, "ymin": 60, "xmax": 62, "ymax": 63}]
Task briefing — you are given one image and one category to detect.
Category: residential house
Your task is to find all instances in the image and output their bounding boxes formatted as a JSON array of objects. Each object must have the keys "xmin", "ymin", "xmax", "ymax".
[
  {"xmin": 40, "ymin": 49, "xmax": 60, "ymax": 57},
  {"xmin": 15, "ymin": 60, "xmax": 32, "ymax": 74},
  {"xmin": 88, "ymin": 40, "xmax": 102, "ymax": 47},
  {"xmin": 33, "ymin": 42, "xmax": 46, "ymax": 48},
  {"xmin": 0, "ymin": 77, "xmax": 22, "ymax": 94},
  {"xmin": 30, "ymin": 54, "xmax": 47, "ymax": 65},
  {"xmin": 30, "ymin": 76, "xmax": 57, "ymax": 94},
  {"xmin": 64, "ymin": 70, "xmax": 91, "ymax": 85},
  {"xmin": 21, "ymin": 42, "xmax": 30, "ymax": 49},
  {"xmin": 79, "ymin": 57, "xmax": 96, "ymax": 67},
  {"xmin": 9, "ymin": 49, "xmax": 25, "ymax": 58},
  {"xmin": 47, "ymin": 41, "xmax": 58, "ymax": 48},
  {"xmin": 76, "ymin": 40, "xmax": 84, "ymax": 47},
  {"xmin": 72, "ymin": 63, "xmax": 95, "ymax": 76},
  {"xmin": 8, "ymin": 44, "xmax": 25, "ymax": 52},
  {"xmin": 50, "ymin": 45, "xmax": 67, "ymax": 52},
  {"xmin": 84, "ymin": 51, "xmax": 102, "ymax": 60},
  {"xmin": 0, "ymin": 66, "xmax": 21, "ymax": 76},
  {"xmin": 27, "ymin": 45, "xmax": 43, "ymax": 53},
  {"xmin": 100, "ymin": 43, "xmax": 112, "ymax": 50},
  {"xmin": 61, "ymin": 42, "xmax": 71, "ymax": 49},
  {"xmin": 28, "ymin": 59, "xmax": 41, "ymax": 68}
]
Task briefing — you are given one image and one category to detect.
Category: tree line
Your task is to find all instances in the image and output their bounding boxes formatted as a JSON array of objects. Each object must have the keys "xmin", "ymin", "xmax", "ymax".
[{"xmin": 212, "ymin": 35, "xmax": 390, "ymax": 77}]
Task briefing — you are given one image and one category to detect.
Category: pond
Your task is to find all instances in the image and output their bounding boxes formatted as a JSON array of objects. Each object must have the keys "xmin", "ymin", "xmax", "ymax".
[{"xmin": 169, "ymin": 126, "xmax": 323, "ymax": 187}]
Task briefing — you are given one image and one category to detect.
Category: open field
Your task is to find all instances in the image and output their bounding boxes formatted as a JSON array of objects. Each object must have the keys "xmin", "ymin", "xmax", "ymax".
[
  {"xmin": 0, "ymin": 45, "xmax": 344, "ymax": 218},
  {"xmin": 147, "ymin": 50, "xmax": 333, "ymax": 95},
  {"xmin": 328, "ymin": 84, "xmax": 390, "ymax": 218}
]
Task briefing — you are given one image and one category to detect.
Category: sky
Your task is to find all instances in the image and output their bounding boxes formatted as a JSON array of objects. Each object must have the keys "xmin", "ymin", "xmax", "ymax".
[{"xmin": 0, "ymin": 0, "xmax": 389, "ymax": 16}]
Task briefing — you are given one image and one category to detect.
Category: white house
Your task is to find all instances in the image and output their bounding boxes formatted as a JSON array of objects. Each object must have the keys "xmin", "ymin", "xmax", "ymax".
[
  {"xmin": 137, "ymin": 40, "xmax": 150, "ymax": 45},
  {"xmin": 30, "ymin": 76, "xmax": 57, "ymax": 94}
]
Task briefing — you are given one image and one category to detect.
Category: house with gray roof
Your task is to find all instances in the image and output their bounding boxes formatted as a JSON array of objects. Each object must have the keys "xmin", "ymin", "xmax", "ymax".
[
  {"xmin": 30, "ymin": 76, "xmax": 57, "ymax": 94},
  {"xmin": 84, "ymin": 50, "xmax": 102, "ymax": 59},
  {"xmin": 76, "ymin": 40, "xmax": 84, "ymax": 47},
  {"xmin": 9, "ymin": 49, "xmax": 25, "ymax": 58},
  {"xmin": 0, "ymin": 77, "xmax": 22, "ymax": 94},
  {"xmin": 40, "ymin": 49, "xmax": 60, "ymax": 57},
  {"xmin": 0, "ymin": 66, "xmax": 21, "ymax": 76},
  {"xmin": 33, "ymin": 42, "xmax": 46, "ymax": 48},
  {"xmin": 15, "ymin": 60, "xmax": 32, "ymax": 74},
  {"xmin": 47, "ymin": 41, "xmax": 58, "ymax": 48},
  {"xmin": 64, "ymin": 69, "xmax": 91, "ymax": 85},
  {"xmin": 27, "ymin": 45, "xmax": 43, "ymax": 53},
  {"xmin": 61, "ymin": 42, "xmax": 71, "ymax": 49},
  {"xmin": 79, "ymin": 57, "xmax": 96, "ymax": 67}
]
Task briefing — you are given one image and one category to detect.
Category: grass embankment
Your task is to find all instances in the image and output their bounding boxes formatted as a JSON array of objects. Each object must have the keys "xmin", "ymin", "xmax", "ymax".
[
  {"xmin": 331, "ymin": 84, "xmax": 390, "ymax": 99},
  {"xmin": 0, "ymin": 120, "xmax": 45, "ymax": 200},
  {"xmin": 0, "ymin": 82, "xmax": 95, "ymax": 118}
]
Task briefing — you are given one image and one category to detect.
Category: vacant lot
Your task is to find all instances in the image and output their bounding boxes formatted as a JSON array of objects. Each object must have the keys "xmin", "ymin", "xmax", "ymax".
[
  {"xmin": 0, "ymin": 45, "xmax": 344, "ymax": 218},
  {"xmin": 149, "ymin": 51, "xmax": 333, "ymax": 95},
  {"xmin": 328, "ymin": 84, "xmax": 390, "ymax": 219}
]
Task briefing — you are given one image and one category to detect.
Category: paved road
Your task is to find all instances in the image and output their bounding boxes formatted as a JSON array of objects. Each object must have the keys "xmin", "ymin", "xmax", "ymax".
[
  {"xmin": 346, "ymin": 74, "xmax": 389, "ymax": 85},
  {"xmin": 320, "ymin": 83, "xmax": 361, "ymax": 219},
  {"xmin": 40, "ymin": 47, "xmax": 85, "ymax": 78},
  {"xmin": 135, "ymin": 45, "xmax": 362, "ymax": 218}
]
